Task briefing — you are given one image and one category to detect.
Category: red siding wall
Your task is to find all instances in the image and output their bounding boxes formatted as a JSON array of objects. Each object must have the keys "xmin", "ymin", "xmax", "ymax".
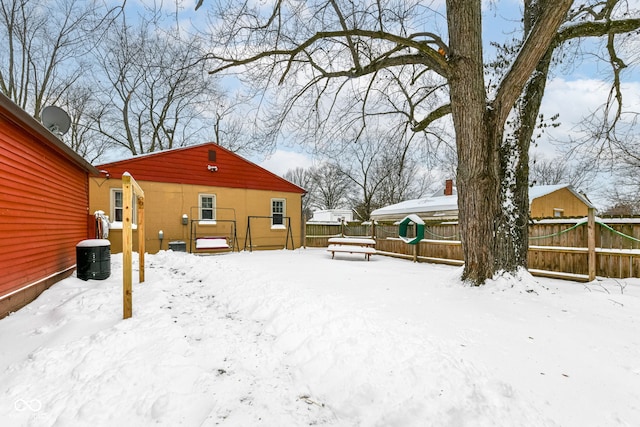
[
  {"xmin": 0, "ymin": 116, "xmax": 90, "ymax": 298},
  {"xmin": 97, "ymin": 143, "xmax": 305, "ymax": 194}
]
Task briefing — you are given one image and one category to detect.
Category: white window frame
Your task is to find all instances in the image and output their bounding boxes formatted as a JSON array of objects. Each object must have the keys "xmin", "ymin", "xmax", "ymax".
[
  {"xmin": 110, "ymin": 188, "xmax": 137, "ymax": 229},
  {"xmin": 271, "ymin": 198, "xmax": 286, "ymax": 229},
  {"xmin": 199, "ymin": 194, "xmax": 217, "ymax": 224},
  {"xmin": 553, "ymin": 208, "xmax": 564, "ymax": 218}
]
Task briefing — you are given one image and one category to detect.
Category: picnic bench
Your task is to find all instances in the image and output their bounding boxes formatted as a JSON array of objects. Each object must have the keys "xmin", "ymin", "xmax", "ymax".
[{"xmin": 327, "ymin": 237, "xmax": 376, "ymax": 261}]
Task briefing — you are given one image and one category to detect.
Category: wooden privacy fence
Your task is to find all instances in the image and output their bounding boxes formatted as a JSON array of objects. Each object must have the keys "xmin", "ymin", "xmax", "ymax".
[
  {"xmin": 306, "ymin": 214, "xmax": 640, "ymax": 281},
  {"xmin": 306, "ymin": 222, "xmax": 372, "ymax": 247}
]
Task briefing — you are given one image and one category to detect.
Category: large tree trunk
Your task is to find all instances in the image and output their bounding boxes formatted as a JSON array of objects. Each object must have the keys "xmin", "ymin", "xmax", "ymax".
[
  {"xmin": 495, "ymin": 49, "xmax": 554, "ymax": 273},
  {"xmin": 494, "ymin": 0, "xmax": 557, "ymax": 274},
  {"xmin": 447, "ymin": 0, "xmax": 501, "ymax": 284},
  {"xmin": 447, "ymin": 0, "xmax": 571, "ymax": 284},
  {"xmin": 494, "ymin": 126, "xmax": 529, "ymax": 273}
]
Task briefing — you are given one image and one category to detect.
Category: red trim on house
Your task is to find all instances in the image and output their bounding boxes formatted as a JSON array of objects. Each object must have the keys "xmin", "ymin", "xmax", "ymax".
[{"xmin": 96, "ymin": 143, "xmax": 306, "ymax": 194}]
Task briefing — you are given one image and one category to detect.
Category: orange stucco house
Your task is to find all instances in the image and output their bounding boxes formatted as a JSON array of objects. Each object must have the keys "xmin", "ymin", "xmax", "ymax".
[{"xmin": 90, "ymin": 143, "xmax": 306, "ymax": 254}]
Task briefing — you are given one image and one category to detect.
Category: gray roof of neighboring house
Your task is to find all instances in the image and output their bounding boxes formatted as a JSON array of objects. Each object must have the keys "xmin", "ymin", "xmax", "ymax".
[{"xmin": 370, "ymin": 184, "xmax": 594, "ymax": 221}]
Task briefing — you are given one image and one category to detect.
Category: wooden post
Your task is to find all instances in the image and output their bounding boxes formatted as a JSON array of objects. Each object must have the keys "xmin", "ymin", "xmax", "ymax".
[
  {"xmin": 413, "ymin": 243, "xmax": 418, "ymax": 263},
  {"xmin": 122, "ymin": 173, "xmax": 145, "ymax": 320},
  {"xmin": 587, "ymin": 207, "xmax": 596, "ymax": 281},
  {"xmin": 137, "ymin": 196, "xmax": 145, "ymax": 283},
  {"xmin": 122, "ymin": 176, "xmax": 133, "ymax": 319}
]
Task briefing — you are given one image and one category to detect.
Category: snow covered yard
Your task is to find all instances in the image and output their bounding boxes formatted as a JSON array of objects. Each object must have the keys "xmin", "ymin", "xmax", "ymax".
[{"xmin": 1, "ymin": 248, "xmax": 639, "ymax": 427}]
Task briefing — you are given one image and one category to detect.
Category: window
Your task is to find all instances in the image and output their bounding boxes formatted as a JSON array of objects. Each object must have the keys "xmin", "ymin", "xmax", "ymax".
[
  {"xmin": 553, "ymin": 208, "xmax": 564, "ymax": 218},
  {"xmin": 112, "ymin": 189, "xmax": 123, "ymax": 222},
  {"xmin": 199, "ymin": 194, "xmax": 216, "ymax": 222},
  {"xmin": 111, "ymin": 188, "xmax": 136, "ymax": 226},
  {"xmin": 271, "ymin": 198, "xmax": 285, "ymax": 228}
]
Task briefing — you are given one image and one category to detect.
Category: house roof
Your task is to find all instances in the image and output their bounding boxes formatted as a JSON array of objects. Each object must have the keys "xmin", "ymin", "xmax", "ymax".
[
  {"xmin": 0, "ymin": 93, "xmax": 98, "ymax": 174},
  {"xmin": 372, "ymin": 194, "xmax": 459, "ymax": 219},
  {"xmin": 528, "ymin": 184, "xmax": 595, "ymax": 208},
  {"xmin": 370, "ymin": 184, "xmax": 595, "ymax": 221},
  {"xmin": 96, "ymin": 142, "xmax": 306, "ymax": 194}
]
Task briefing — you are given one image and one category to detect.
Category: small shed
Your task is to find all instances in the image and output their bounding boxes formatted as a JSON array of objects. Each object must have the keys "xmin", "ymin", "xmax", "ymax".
[
  {"xmin": 0, "ymin": 93, "xmax": 98, "ymax": 318},
  {"xmin": 529, "ymin": 185, "xmax": 595, "ymax": 218}
]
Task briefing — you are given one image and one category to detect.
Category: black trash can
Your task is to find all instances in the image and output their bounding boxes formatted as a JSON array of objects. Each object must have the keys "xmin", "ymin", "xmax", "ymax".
[
  {"xmin": 76, "ymin": 239, "xmax": 111, "ymax": 280},
  {"xmin": 168, "ymin": 240, "xmax": 186, "ymax": 252}
]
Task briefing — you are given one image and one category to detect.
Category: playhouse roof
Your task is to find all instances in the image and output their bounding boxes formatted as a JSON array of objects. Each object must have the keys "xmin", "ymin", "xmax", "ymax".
[{"xmin": 96, "ymin": 143, "xmax": 305, "ymax": 194}]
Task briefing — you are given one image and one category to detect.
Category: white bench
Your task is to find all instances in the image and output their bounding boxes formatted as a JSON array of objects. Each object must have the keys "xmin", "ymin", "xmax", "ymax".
[
  {"xmin": 327, "ymin": 237, "xmax": 376, "ymax": 261},
  {"xmin": 195, "ymin": 236, "xmax": 230, "ymax": 250}
]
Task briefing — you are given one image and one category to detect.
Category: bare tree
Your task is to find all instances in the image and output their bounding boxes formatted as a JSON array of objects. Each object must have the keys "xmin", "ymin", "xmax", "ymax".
[
  {"xmin": 0, "ymin": 0, "xmax": 122, "ymax": 118},
  {"xmin": 89, "ymin": 8, "xmax": 220, "ymax": 155},
  {"xmin": 599, "ymin": 125, "xmax": 640, "ymax": 214},
  {"xmin": 374, "ymin": 153, "xmax": 432, "ymax": 207},
  {"xmin": 59, "ymin": 85, "xmax": 111, "ymax": 162},
  {"xmin": 324, "ymin": 124, "xmax": 431, "ymax": 220},
  {"xmin": 601, "ymin": 196, "xmax": 640, "ymax": 216},
  {"xmin": 202, "ymin": 0, "xmax": 640, "ymax": 284},
  {"xmin": 339, "ymin": 138, "xmax": 391, "ymax": 221},
  {"xmin": 529, "ymin": 155, "xmax": 599, "ymax": 190},
  {"xmin": 283, "ymin": 167, "xmax": 315, "ymax": 220},
  {"xmin": 308, "ymin": 163, "xmax": 354, "ymax": 211},
  {"xmin": 288, "ymin": 123, "xmax": 433, "ymax": 221},
  {"xmin": 0, "ymin": 0, "xmax": 273, "ymax": 162},
  {"xmin": 373, "ymin": 132, "xmax": 433, "ymax": 208}
]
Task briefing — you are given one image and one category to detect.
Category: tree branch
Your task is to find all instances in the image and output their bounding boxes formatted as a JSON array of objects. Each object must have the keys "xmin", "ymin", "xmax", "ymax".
[
  {"xmin": 553, "ymin": 15, "xmax": 640, "ymax": 140},
  {"xmin": 329, "ymin": 0, "xmax": 362, "ymax": 72},
  {"xmin": 412, "ymin": 103, "xmax": 451, "ymax": 132},
  {"xmin": 557, "ymin": 17, "xmax": 640, "ymax": 42},
  {"xmin": 208, "ymin": 29, "xmax": 450, "ymax": 79},
  {"xmin": 492, "ymin": 0, "xmax": 572, "ymax": 124}
]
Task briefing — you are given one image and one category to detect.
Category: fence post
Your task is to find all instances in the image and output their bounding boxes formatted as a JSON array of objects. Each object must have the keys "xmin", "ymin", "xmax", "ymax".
[{"xmin": 588, "ymin": 207, "xmax": 596, "ymax": 281}]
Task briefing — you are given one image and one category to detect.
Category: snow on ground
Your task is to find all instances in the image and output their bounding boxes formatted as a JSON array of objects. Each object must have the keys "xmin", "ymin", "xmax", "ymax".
[{"xmin": 1, "ymin": 248, "xmax": 639, "ymax": 427}]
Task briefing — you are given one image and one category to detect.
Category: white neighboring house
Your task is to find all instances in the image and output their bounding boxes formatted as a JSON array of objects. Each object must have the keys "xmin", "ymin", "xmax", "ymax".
[
  {"xmin": 370, "ymin": 179, "xmax": 458, "ymax": 222},
  {"xmin": 309, "ymin": 209, "xmax": 354, "ymax": 223},
  {"xmin": 371, "ymin": 188, "xmax": 458, "ymax": 222}
]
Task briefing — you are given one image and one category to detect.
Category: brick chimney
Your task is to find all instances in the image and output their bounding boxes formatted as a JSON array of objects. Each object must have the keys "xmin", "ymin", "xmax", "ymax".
[{"xmin": 444, "ymin": 179, "xmax": 453, "ymax": 196}]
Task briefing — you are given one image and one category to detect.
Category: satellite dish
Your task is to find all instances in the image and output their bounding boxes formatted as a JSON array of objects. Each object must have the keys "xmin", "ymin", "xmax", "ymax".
[{"xmin": 41, "ymin": 105, "xmax": 71, "ymax": 137}]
